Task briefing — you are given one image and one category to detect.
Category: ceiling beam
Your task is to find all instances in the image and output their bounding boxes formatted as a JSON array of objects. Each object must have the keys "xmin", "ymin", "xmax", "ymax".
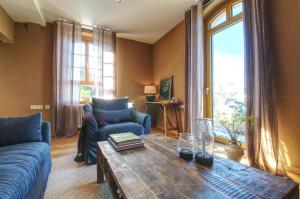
[{"xmin": 33, "ymin": 0, "xmax": 45, "ymax": 26}]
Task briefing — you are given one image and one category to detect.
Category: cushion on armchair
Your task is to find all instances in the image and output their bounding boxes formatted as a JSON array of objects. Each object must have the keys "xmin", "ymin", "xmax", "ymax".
[
  {"xmin": 92, "ymin": 97, "xmax": 128, "ymax": 110},
  {"xmin": 94, "ymin": 108, "xmax": 132, "ymax": 123},
  {"xmin": 0, "ymin": 113, "xmax": 42, "ymax": 147}
]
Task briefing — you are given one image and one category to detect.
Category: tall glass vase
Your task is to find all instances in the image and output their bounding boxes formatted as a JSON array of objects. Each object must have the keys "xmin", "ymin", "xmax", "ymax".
[{"xmin": 194, "ymin": 118, "xmax": 214, "ymax": 166}]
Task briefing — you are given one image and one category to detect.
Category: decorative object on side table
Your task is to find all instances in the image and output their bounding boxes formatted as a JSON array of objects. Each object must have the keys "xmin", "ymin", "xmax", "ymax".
[
  {"xmin": 216, "ymin": 103, "xmax": 256, "ymax": 162},
  {"xmin": 144, "ymin": 85, "xmax": 157, "ymax": 102},
  {"xmin": 177, "ymin": 133, "xmax": 194, "ymax": 161},
  {"xmin": 194, "ymin": 118, "xmax": 214, "ymax": 166},
  {"xmin": 159, "ymin": 75, "xmax": 173, "ymax": 100}
]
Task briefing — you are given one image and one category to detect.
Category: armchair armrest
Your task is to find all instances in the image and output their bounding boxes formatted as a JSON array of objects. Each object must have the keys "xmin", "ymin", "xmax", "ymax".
[
  {"xmin": 82, "ymin": 116, "xmax": 99, "ymax": 164},
  {"xmin": 83, "ymin": 103, "xmax": 93, "ymax": 114},
  {"xmin": 132, "ymin": 111, "xmax": 151, "ymax": 134},
  {"xmin": 41, "ymin": 121, "xmax": 51, "ymax": 145}
]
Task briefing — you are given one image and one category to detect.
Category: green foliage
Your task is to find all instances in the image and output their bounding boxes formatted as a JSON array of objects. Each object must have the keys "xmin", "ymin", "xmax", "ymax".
[{"xmin": 216, "ymin": 101, "xmax": 256, "ymax": 142}]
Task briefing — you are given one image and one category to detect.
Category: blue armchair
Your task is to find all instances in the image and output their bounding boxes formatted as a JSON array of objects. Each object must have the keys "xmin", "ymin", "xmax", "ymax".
[{"xmin": 82, "ymin": 97, "xmax": 151, "ymax": 164}]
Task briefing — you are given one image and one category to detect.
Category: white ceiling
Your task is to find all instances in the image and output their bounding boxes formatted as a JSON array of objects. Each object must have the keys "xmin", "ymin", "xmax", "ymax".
[{"xmin": 0, "ymin": 0, "xmax": 197, "ymax": 44}]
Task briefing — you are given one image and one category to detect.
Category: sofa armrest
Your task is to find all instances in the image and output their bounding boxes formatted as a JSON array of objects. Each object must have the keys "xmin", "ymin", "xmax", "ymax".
[
  {"xmin": 132, "ymin": 111, "xmax": 151, "ymax": 134},
  {"xmin": 41, "ymin": 121, "xmax": 51, "ymax": 145},
  {"xmin": 83, "ymin": 103, "xmax": 93, "ymax": 114}
]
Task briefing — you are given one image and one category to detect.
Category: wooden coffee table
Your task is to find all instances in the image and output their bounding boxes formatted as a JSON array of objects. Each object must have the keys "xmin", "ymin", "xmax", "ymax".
[{"xmin": 96, "ymin": 134, "xmax": 298, "ymax": 199}]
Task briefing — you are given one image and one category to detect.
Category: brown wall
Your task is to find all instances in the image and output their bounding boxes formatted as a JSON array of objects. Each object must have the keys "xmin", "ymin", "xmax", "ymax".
[
  {"xmin": 0, "ymin": 23, "xmax": 53, "ymax": 124},
  {"xmin": 116, "ymin": 38, "xmax": 153, "ymax": 112},
  {"xmin": 0, "ymin": 5, "xmax": 14, "ymax": 43},
  {"xmin": 152, "ymin": 21, "xmax": 186, "ymax": 129},
  {"xmin": 269, "ymin": 0, "xmax": 300, "ymax": 183}
]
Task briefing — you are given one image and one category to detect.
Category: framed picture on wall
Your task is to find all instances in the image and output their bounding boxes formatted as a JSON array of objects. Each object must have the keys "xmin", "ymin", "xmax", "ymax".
[{"xmin": 159, "ymin": 75, "xmax": 173, "ymax": 100}]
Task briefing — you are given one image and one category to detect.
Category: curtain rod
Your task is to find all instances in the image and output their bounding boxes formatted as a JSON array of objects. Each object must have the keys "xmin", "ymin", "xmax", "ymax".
[{"xmin": 55, "ymin": 19, "xmax": 111, "ymax": 32}]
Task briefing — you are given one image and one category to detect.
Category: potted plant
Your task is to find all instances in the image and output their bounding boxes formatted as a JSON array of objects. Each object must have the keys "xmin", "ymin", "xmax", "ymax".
[{"xmin": 216, "ymin": 101, "xmax": 255, "ymax": 162}]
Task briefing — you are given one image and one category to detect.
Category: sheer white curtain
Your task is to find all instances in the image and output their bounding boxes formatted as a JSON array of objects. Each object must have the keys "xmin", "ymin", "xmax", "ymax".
[
  {"xmin": 53, "ymin": 21, "xmax": 82, "ymax": 137},
  {"xmin": 244, "ymin": 0, "xmax": 283, "ymax": 174},
  {"xmin": 92, "ymin": 28, "xmax": 116, "ymax": 99},
  {"xmin": 185, "ymin": 1, "xmax": 205, "ymax": 134}
]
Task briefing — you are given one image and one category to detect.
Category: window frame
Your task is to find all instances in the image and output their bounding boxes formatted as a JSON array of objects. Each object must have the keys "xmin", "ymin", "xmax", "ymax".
[
  {"xmin": 204, "ymin": 0, "xmax": 243, "ymax": 118},
  {"xmin": 79, "ymin": 31, "xmax": 116, "ymax": 103}
]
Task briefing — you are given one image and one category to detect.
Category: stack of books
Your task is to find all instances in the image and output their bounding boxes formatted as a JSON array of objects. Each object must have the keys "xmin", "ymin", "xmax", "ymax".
[{"xmin": 108, "ymin": 132, "xmax": 144, "ymax": 151}]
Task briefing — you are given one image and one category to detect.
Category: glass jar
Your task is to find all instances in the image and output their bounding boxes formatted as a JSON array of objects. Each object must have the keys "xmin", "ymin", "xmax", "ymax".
[
  {"xmin": 177, "ymin": 133, "xmax": 194, "ymax": 161},
  {"xmin": 194, "ymin": 118, "xmax": 214, "ymax": 166}
]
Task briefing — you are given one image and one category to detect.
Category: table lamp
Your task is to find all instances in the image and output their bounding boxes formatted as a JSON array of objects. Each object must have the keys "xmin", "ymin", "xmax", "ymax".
[{"xmin": 144, "ymin": 85, "xmax": 157, "ymax": 102}]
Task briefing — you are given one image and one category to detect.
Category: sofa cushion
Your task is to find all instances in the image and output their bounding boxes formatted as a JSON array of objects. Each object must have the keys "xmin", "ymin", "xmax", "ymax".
[
  {"xmin": 0, "ymin": 113, "xmax": 42, "ymax": 147},
  {"xmin": 94, "ymin": 108, "xmax": 132, "ymax": 123},
  {"xmin": 0, "ymin": 142, "xmax": 51, "ymax": 199},
  {"xmin": 99, "ymin": 122, "xmax": 144, "ymax": 140},
  {"xmin": 92, "ymin": 97, "xmax": 128, "ymax": 111}
]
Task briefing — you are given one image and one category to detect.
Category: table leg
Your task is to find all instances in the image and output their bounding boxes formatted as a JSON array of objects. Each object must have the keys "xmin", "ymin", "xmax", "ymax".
[
  {"xmin": 163, "ymin": 105, "xmax": 168, "ymax": 136},
  {"xmin": 97, "ymin": 150, "xmax": 104, "ymax": 183},
  {"xmin": 173, "ymin": 105, "xmax": 181, "ymax": 134}
]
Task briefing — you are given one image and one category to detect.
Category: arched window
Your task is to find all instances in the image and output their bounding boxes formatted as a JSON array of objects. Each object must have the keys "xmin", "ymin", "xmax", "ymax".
[{"xmin": 205, "ymin": 0, "xmax": 245, "ymax": 144}]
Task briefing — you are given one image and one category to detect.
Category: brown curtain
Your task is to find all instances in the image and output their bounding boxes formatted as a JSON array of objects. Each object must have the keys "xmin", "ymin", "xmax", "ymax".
[
  {"xmin": 184, "ymin": 1, "xmax": 204, "ymax": 134},
  {"xmin": 244, "ymin": 0, "xmax": 284, "ymax": 174},
  {"xmin": 53, "ymin": 21, "xmax": 82, "ymax": 137}
]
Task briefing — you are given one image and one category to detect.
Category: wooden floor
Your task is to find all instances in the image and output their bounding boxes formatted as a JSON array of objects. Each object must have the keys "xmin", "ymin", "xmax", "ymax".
[{"xmin": 44, "ymin": 130, "xmax": 246, "ymax": 198}]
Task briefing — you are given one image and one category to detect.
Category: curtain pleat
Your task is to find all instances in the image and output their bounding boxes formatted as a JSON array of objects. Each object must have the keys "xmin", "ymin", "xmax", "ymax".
[
  {"xmin": 244, "ymin": 0, "xmax": 285, "ymax": 174},
  {"xmin": 185, "ymin": 1, "xmax": 205, "ymax": 134},
  {"xmin": 53, "ymin": 21, "xmax": 81, "ymax": 137},
  {"xmin": 92, "ymin": 28, "xmax": 116, "ymax": 99}
]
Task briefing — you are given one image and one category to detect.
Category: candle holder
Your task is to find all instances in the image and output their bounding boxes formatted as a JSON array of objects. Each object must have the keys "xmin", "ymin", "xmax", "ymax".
[
  {"xmin": 177, "ymin": 133, "xmax": 194, "ymax": 161},
  {"xmin": 194, "ymin": 118, "xmax": 214, "ymax": 167}
]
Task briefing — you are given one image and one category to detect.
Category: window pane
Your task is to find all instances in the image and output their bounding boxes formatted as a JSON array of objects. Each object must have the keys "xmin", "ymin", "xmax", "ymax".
[
  {"xmin": 103, "ymin": 90, "xmax": 114, "ymax": 99},
  {"xmin": 103, "ymin": 77, "xmax": 114, "ymax": 90},
  {"xmin": 74, "ymin": 55, "xmax": 85, "ymax": 68},
  {"xmin": 232, "ymin": 2, "xmax": 243, "ymax": 17},
  {"xmin": 104, "ymin": 52, "xmax": 114, "ymax": 63},
  {"xmin": 211, "ymin": 21, "xmax": 245, "ymax": 142},
  {"xmin": 89, "ymin": 43, "xmax": 94, "ymax": 57},
  {"xmin": 103, "ymin": 64, "xmax": 114, "ymax": 76},
  {"xmin": 74, "ymin": 42, "xmax": 85, "ymax": 55},
  {"xmin": 80, "ymin": 84, "xmax": 97, "ymax": 103},
  {"xmin": 210, "ymin": 10, "xmax": 226, "ymax": 29},
  {"xmin": 89, "ymin": 68, "xmax": 101, "ymax": 82},
  {"xmin": 89, "ymin": 56, "xmax": 102, "ymax": 69}
]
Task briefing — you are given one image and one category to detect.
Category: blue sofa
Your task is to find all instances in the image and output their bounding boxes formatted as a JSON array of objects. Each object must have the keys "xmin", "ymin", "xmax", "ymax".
[
  {"xmin": 82, "ymin": 97, "xmax": 151, "ymax": 164},
  {"xmin": 0, "ymin": 113, "xmax": 52, "ymax": 199}
]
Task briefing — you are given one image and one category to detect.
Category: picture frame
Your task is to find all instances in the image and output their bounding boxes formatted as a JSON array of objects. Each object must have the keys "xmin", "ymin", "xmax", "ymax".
[{"xmin": 159, "ymin": 75, "xmax": 173, "ymax": 100}]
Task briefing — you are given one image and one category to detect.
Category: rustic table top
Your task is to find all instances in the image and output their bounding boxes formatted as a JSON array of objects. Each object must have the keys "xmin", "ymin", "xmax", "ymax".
[{"xmin": 97, "ymin": 134, "xmax": 299, "ymax": 199}]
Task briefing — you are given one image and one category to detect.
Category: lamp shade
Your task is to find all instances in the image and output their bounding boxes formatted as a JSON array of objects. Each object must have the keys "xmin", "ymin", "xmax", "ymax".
[{"xmin": 144, "ymin": 85, "xmax": 157, "ymax": 94}]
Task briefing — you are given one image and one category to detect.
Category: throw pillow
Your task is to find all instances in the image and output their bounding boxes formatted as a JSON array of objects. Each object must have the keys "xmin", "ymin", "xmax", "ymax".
[
  {"xmin": 94, "ymin": 108, "xmax": 132, "ymax": 123},
  {"xmin": 0, "ymin": 112, "xmax": 42, "ymax": 147},
  {"xmin": 92, "ymin": 97, "xmax": 128, "ymax": 111}
]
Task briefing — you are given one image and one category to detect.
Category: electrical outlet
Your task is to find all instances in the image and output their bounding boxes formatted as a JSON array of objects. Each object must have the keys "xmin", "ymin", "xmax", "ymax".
[{"xmin": 30, "ymin": 105, "xmax": 43, "ymax": 110}]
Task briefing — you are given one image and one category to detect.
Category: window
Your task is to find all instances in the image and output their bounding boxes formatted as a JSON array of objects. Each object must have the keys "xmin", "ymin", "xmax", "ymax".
[
  {"xmin": 231, "ymin": 2, "xmax": 243, "ymax": 17},
  {"xmin": 209, "ymin": 10, "xmax": 227, "ymax": 29},
  {"xmin": 75, "ymin": 33, "xmax": 115, "ymax": 103},
  {"xmin": 205, "ymin": 1, "xmax": 245, "ymax": 143}
]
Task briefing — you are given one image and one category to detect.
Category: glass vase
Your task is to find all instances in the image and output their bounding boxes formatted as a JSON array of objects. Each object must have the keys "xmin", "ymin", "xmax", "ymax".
[
  {"xmin": 177, "ymin": 133, "xmax": 194, "ymax": 161},
  {"xmin": 194, "ymin": 118, "xmax": 214, "ymax": 166}
]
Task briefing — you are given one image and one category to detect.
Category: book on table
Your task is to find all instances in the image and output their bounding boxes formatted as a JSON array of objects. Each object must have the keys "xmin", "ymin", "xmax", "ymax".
[
  {"xmin": 108, "ymin": 132, "xmax": 144, "ymax": 151},
  {"xmin": 109, "ymin": 132, "xmax": 142, "ymax": 146}
]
